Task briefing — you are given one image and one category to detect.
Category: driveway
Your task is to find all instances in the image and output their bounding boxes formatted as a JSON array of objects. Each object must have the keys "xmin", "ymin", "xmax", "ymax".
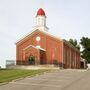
[{"xmin": 0, "ymin": 69, "xmax": 90, "ymax": 90}]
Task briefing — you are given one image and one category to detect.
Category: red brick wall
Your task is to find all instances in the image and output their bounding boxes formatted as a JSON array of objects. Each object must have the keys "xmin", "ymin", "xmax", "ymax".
[
  {"xmin": 16, "ymin": 30, "xmax": 80, "ymax": 68},
  {"xmin": 24, "ymin": 47, "xmax": 40, "ymax": 64},
  {"xmin": 63, "ymin": 41, "xmax": 80, "ymax": 69},
  {"xmin": 16, "ymin": 31, "xmax": 63, "ymax": 65},
  {"xmin": 46, "ymin": 36, "xmax": 62, "ymax": 64}
]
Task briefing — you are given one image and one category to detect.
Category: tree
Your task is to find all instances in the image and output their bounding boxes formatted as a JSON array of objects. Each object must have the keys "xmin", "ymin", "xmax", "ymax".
[
  {"xmin": 68, "ymin": 39, "xmax": 80, "ymax": 50},
  {"xmin": 80, "ymin": 37, "xmax": 90, "ymax": 63}
]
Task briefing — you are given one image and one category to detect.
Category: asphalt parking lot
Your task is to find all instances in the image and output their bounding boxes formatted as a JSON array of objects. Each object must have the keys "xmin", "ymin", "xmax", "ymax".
[{"xmin": 0, "ymin": 69, "xmax": 90, "ymax": 90}]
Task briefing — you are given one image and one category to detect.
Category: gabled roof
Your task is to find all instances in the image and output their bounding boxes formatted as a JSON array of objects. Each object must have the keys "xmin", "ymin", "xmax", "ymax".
[
  {"xmin": 15, "ymin": 29, "xmax": 62, "ymax": 45},
  {"xmin": 23, "ymin": 45, "xmax": 46, "ymax": 51},
  {"xmin": 63, "ymin": 39, "xmax": 80, "ymax": 52}
]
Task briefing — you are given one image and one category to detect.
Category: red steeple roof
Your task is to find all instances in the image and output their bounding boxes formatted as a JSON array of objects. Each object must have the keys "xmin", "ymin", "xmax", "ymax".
[{"xmin": 37, "ymin": 8, "xmax": 45, "ymax": 16}]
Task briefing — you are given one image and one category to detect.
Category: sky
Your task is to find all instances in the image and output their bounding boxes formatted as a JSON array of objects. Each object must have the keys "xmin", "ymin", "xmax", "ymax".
[{"xmin": 0, "ymin": 0, "xmax": 90, "ymax": 68}]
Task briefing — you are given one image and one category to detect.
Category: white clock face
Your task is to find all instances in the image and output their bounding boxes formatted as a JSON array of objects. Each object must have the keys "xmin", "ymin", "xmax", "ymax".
[{"xmin": 36, "ymin": 36, "xmax": 41, "ymax": 41}]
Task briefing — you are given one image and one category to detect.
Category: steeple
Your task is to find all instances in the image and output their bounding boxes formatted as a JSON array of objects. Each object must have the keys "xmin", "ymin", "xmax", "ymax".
[
  {"xmin": 37, "ymin": 8, "xmax": 45, "ymax": 16},
  {"xmin": 36, "ymin": 8, "xmax": 46, "ymax": 26},
  {"xmin": 33, "ymin": 8, "xmax": 48, "ymax": 31}
]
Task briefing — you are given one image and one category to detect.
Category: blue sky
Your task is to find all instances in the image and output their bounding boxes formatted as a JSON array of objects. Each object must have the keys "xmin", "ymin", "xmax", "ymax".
[{"xmin": 0, "ymin": 0, "xmax": 90, "ymax": 68}]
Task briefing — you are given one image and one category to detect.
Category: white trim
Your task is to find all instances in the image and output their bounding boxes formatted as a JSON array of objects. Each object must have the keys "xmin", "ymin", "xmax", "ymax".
[
  {"xmin": 39, "ymin": 47, "xmax": 46, "ymax": 51},
  {"xmin": 40, "ymin": 29, "xmax": 62, "ymax": 41},
  {"xmin": 15, "ymin": 29, "xmax": 38, "ymax": 44},
  {"xmin": 63, "ymin": 39, "xmax": 80, "ymax": 53},
  {"xmin": 15, "ymin": 29, "xmax": 63, "ymax": 45},
  {"xmin": 23, "ymin": 45, "xmax": 46, "ymax": 51},
  {"xmin": 80, "ymin": 57, "xmax": 86, "ymax": 62},
  {"xmin": 23, "ymin": 45, "xmax": 37, "ymax": 50}
]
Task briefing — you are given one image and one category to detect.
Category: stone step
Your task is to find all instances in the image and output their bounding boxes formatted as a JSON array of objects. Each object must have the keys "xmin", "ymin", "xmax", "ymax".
[{"xmin": 7, "ymin": 65, "xmax": 60, "ymax": 70}]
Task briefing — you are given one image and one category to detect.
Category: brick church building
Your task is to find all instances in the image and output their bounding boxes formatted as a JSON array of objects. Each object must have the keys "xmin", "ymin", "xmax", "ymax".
[{"xmin": 16, "ymin": 8, "xmax": 80, "ymax": 69}]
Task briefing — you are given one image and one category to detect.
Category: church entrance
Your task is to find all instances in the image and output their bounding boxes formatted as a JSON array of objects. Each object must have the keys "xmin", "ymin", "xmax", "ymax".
[
  {"xmin": 28, "ymin": 55, "xmax": 35, "ymax": 65},
  {"xmin": 40, "ymin": 50, "xmax": 46, "ymax": 65}
]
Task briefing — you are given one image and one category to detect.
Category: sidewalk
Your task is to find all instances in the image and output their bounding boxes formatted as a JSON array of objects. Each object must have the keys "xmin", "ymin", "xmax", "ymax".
[{"xmin": 0, "ymin": 69, "xmax": 89, "ymax": 90}]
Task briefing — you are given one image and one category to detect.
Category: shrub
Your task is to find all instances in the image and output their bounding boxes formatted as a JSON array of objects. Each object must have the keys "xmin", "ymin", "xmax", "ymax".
[{"xmin": 53, "ymin": 60, "xmax": 58, "ymax": 66}]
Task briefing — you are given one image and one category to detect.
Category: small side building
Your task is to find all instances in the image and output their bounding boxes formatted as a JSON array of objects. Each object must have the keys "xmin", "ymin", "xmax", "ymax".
[{"xmin": 80, "ymin": 58, "xmax": 87, "ymax": 69}]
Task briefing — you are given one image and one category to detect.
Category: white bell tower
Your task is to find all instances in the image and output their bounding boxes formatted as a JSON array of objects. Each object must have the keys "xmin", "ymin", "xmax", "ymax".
[
  {"xmin": 33, "ymin": 8, "xmax": 48, "ymax": 31},
  {"xmin": 36, "ymin": 15, "xmax": 46, "ymax": 26}
]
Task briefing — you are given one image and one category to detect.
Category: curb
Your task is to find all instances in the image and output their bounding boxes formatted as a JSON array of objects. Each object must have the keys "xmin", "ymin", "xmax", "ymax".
[
  {"xmin": 0, "ymin": 70, "xmax": 51, "ymax": 86},
  {"xmin": 0, "ymin": 82, "xmax": 9, "ymax": 86}
]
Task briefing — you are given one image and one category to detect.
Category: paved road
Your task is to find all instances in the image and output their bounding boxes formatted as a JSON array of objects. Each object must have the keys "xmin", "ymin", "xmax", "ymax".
[{"xmin": 0, "ymin": 69, "xmax": 90, "ymax": 90}]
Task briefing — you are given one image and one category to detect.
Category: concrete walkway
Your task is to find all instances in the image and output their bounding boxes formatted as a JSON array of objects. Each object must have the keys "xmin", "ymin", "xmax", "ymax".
[{"xmin": 0, "ymin": 69, "xmax": 90, "ymax": 90}]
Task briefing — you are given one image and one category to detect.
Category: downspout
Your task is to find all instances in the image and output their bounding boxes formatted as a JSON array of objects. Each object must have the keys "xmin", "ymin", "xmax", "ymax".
[{"xmin": 62, "ymin": 41, "xmax": 64, "ymax": 69}]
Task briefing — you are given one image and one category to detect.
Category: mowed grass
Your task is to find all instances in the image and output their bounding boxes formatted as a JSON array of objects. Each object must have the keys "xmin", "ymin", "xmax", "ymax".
[{"xmin": 0, "ymin": 69, "xmax": 49, "ymax": 83}]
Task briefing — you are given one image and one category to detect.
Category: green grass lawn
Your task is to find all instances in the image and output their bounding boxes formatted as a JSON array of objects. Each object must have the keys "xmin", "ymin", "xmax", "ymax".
[{"xmin": 0, "ymin": 69, "xmax": 49, "ymax": 83}]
